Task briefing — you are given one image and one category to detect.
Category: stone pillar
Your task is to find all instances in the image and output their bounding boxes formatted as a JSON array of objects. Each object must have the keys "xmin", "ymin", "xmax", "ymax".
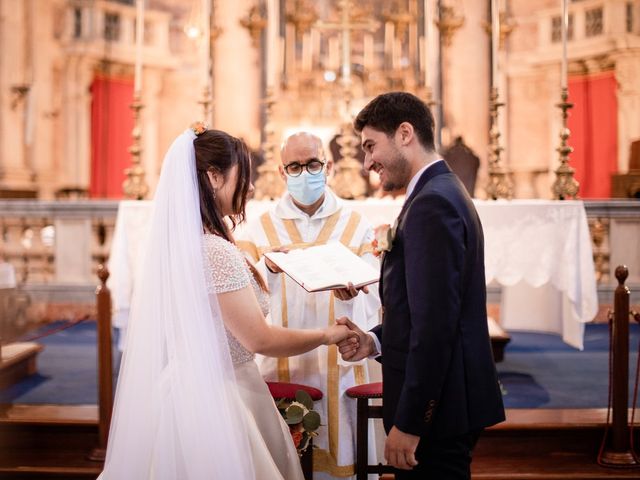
[
  {"xmin": 0, "ymin": 0, "xmax": 38, "ymax": 194},
  {"xmin": 614, "ymin": 52, "xmax": 640, "ymax": 172},
  {"xmin": 214, "ymin": 0, "xmax": 262, "ymax": 147},
  {"xmin": 62, "ymin": 55, "xmax": 94, "ymax": 191},
  {"xmin": 54, "ymin": 217, "xmax": 93, "ymax": 283},
  {"xmin": 440, "ymin": 0, "xmax": 490, "ymax": 196}
]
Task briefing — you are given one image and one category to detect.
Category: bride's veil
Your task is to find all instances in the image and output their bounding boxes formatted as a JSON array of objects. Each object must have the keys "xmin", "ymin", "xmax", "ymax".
[{"xmin": 100, "ymin": 129, "xmax": 256, "ymax": 479}]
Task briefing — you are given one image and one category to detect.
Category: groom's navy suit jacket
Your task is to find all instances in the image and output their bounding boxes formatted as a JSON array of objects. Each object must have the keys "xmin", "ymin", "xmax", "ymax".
[{"xmin": 373, "ymin": 161, "xmax": 505, "ymax": 440}]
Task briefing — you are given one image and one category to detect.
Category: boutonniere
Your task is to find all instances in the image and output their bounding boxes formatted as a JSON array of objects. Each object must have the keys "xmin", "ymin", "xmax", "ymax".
[{"xmin": 372, "ymin": 220, "xmax": 398, "ymax": 257}]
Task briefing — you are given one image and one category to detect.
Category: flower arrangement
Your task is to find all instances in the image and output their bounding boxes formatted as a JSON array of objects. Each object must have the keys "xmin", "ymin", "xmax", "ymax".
[
  {"xmin": 372, "ymin": 222, "xmax": 397, "ymax": 257},
  {"xmin": 276, "ymin": 390, "xmax": 321, "ymax": 455}
]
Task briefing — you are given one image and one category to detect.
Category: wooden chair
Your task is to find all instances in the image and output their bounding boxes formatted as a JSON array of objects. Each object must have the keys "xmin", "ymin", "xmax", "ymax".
[
  {"xmin": 266, "ymin": 381, "xmax": 323, "ymax": 480},
  {"xmin": 345, "ymin": 382, "xmax": 395, "ymax": 480}
]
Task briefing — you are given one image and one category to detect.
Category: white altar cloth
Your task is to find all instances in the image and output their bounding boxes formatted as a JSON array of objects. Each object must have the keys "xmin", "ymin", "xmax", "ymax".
[{"xmin": 108, "ymin": 199, "xmax": 597, "ymax": 349}]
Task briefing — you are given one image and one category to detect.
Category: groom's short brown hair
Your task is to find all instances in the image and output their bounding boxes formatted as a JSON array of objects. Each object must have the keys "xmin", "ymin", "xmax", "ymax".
[{"xmin": 354, "ymin": 92, "xmax": 435, "ymax": 152}]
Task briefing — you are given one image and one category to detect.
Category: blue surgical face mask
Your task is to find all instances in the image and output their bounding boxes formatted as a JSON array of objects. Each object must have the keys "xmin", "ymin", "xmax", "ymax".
[{"xmin": 286, "ymin": 170, "xmax": 326, "ymax": 205}]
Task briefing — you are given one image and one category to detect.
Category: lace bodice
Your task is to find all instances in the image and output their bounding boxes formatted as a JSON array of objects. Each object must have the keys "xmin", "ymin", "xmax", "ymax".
[{"xmin": 203, "ymin": 234, "xmax": 270, "ymax": 364}]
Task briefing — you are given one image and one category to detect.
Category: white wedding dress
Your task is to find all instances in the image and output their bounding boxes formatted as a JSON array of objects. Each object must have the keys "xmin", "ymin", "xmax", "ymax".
[
  {"xmin": 203, "ymin": 233, "xmax": 304, "ymax": 480},
  {"xmin": 98, "ymin": 128, "xmax": 303, "ymax": 479}
]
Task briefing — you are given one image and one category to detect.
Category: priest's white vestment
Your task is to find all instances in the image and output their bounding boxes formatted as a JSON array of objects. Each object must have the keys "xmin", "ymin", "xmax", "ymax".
[{"xmin": 238, "ymin": 189, "xmax": 380, "ymax": 479}]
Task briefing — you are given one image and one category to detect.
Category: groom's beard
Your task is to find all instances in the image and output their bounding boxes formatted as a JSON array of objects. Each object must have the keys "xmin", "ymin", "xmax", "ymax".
[{"xmin": 381, "ymin": 147, "xmax": 412, "ymax": 192}]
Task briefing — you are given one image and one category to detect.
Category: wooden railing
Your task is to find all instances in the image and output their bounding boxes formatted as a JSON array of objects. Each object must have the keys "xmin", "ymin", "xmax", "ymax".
[
  {"xmin": 89, "ymin": 265, "xmax": 113, "ymax": 462},
  {"xmin": 598, "ymin": 265, "xmax": 640, "ymax": 466}
]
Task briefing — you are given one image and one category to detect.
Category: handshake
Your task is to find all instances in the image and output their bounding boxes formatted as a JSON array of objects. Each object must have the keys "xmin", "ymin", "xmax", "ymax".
[{"xmin": 325, "ymin": 317, "xmax": 376, "ymax": 362}]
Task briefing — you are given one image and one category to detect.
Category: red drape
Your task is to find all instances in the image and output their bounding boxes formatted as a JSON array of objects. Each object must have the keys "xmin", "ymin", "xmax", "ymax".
[
  {"xmin": 567, "ymin": 71, "xmax": 618, "ymax": 198},
  {"xmin": 90, "ymin": 75, "xmax": 134, "ymax": 198}
]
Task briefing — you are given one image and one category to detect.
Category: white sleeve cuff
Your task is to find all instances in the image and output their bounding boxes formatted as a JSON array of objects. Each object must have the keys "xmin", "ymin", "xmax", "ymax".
[{"xmin": 367, "ymin": 331, "xmax": 382, "ymax": 358}]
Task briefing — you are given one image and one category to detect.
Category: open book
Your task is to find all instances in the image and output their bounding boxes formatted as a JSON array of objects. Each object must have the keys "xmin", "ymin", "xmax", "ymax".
[{"xmin": 264, "ymin": 242, "xmax": 380, "ymax": 293}]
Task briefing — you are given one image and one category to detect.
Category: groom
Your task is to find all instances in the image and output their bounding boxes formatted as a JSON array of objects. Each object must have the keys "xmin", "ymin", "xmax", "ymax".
[{"xmin": 337, "ymin": 92, "xmax": 505, "ymax": 479}]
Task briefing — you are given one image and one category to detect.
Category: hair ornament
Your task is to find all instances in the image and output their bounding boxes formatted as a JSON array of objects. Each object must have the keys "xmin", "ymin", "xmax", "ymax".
[{"xmin": 190, "ymin": 121, "xmax": 209, "ymax": 136}]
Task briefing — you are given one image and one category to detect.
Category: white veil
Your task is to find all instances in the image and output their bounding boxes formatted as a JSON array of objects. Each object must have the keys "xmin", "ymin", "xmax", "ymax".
[{"xmin": 100, "ymin": 129, "xmax": 256, "ymax": 479}]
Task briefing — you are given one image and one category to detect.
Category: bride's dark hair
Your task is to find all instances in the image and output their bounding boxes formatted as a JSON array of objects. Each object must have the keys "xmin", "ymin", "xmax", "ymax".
[
  {"xmin": 194, "ymin": 129, "xmax": 252, "ymax": 237},
  {"xmin": 193, "ymin": 129, "xmax": 266, "ymax": 291}
]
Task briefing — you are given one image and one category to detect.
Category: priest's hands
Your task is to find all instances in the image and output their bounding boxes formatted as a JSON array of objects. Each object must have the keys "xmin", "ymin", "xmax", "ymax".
[
  {"xmin": 335, "ymin": 317, "xmax": 376, "ymax": 361},
  {"xmin": 385, "ymin": 426, "xmax": 420, "ymax": 470},
  {"xmin": 334, "ymin": 282, "xmax": 369, "ymax": 301},
  {"xmin": 264, "ymin": 247, "xmax": 289, "ymax": 274}
]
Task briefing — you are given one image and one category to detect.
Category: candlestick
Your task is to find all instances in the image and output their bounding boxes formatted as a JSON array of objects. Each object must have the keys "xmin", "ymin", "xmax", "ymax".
[
  {"xmin": 202, "ymin": 0, "xmax": 211, "ymax": 90},
  {"xmin": 266, "ymin": 0, "xmax": 277, "ymax": 88},
  {"xmin": 424, "ymin": 0, "xmax": 430, "ymax": 87}
]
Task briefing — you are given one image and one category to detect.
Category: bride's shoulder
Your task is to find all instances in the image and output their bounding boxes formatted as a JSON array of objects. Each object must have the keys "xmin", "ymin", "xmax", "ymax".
[
  {"xmin": 202, "ymin": 233, "xmax": 246, "ymax": 262},
  {"xmin": 203, "ymin": 232, "xmax": 238, "ymax": 252},
  {"xmin": 202, "ymin": 234, "xmax": 250, "ymax": 293}
]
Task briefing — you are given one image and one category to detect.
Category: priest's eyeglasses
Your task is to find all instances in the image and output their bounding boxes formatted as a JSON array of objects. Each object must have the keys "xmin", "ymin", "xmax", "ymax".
[{"xmin": 284, "ymin": 159, "xmax": 325, "ymax": 177}]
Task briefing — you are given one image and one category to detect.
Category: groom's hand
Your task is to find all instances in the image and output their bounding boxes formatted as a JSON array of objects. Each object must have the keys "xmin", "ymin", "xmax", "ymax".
[
  {"xmin": 385, "ymin": 426, "xmax": 420, "ymax": 470},
  {"xmin": 336, "ymin": 317, "xmax": 375, "ymax": 361}
]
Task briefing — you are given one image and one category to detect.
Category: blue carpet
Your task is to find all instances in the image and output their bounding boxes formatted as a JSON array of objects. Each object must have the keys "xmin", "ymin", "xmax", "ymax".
[
  {"xmin": 498, "ymin": 323, "xmax": 640, "ymax": 408},
  {"xmin": 0, "ymin": 321, "xmax": 121, "ymax": 405},
  {"xmin": 1, "ymin": 321, "xmax": 639, "ymax": 408}
]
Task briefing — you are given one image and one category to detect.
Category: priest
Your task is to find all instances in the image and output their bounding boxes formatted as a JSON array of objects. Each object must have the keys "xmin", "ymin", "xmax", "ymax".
[{"xmin": 238, "ymin": 132, "xmax": 380, "ymax": 479}]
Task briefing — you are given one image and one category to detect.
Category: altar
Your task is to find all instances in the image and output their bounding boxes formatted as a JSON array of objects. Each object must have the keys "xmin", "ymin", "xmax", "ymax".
[{"xmin": 108, "ymin": 198, "xmax": 598, "ymax": 350}]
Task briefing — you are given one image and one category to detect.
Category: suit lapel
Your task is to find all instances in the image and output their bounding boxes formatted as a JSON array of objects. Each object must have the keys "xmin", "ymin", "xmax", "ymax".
[{"xmin": 379, "ymin": 161, "xmax": 452, "ymax": 302}]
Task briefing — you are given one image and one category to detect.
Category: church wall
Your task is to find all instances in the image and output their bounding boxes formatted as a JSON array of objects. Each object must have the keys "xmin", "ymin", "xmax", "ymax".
[{"xmin": 507, "ymin": 71, "xmax": 553, "ymax": 198}]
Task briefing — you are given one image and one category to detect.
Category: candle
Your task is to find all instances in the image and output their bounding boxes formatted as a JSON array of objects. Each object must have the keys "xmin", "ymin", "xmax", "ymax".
[
  {"xmin": 423, "ymin": 0, "xmax": 430, "ymax": 87},
  {"xmin": 134, "ymin": 0, "xmax": 145, "ymax": 92},
  {"xmin": 328, "ymin": 36, "xmax": 339, "ymax": 70},
  {"xmin": 561, "ymin": 0, "xmax": 568, "ymax": 89},
  {"xmin": 363, "ymin": 33, "xmax": 374, "ymax": 70},
  {"xmin": 266, "ymin": 0, "xmax": 278, "ymax": 88},
  {"xmin": 341, "ymin": 5, "xmax": 351, "ymax": 84},
  {"xmin": 393, "ymin": 37, "xmax": 400, "ymax": 70},
  {"xmin": 491, "ymin": 0, "xmax": 499, "ymax": 89},
  {"xmin": 202, "ymin": 0, "xmax": 211, "ymax": 90},
  {"xmin": 302, "ymin": 32, "xmax": 312, "ymax": 71},
  {"xmin": 384, "ymin": 22, "xmax": 394, "ymax": 69},
  {"xmin": 311, "ymin": 29, "xmax": 320, "ymax": 70}
]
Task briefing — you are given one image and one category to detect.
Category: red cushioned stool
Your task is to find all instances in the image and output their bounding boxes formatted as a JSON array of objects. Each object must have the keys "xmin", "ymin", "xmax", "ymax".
[
  {"xmin": 345, "ymin": 382, "xmax": 395, "ymax": 480},
  {"xmin": 266, "ymin": 381, "xmax": 323, "ymax": 402},
  {"xmin": 267, "ymin": 382, "xmax": 323, "ymax": 480}
]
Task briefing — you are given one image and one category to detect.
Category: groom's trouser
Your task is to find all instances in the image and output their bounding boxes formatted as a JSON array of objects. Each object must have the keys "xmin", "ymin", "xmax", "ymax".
[{"xmin": 394, "ymin": 429, "xmax": 482, "ymax": 480}]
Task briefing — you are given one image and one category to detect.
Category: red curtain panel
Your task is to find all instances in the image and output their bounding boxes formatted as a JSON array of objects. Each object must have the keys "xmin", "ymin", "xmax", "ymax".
[
  {"xmin": 90, "ymin": 75, "xmax": 134, "ymax": 198},
  {"xmin": 568, "ymin": 71, "xmax": 618, "ymax": 198}
]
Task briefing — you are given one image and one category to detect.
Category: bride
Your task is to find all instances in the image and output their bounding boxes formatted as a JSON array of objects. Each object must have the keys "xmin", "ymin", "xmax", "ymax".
[{"xmin": 98, "ymin": 126, "xmax": 358, "ymax": 479}]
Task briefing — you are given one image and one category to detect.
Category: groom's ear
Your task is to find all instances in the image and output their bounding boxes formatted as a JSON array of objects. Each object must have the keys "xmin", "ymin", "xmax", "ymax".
[{"xmin": 396, "ymin": 122, "xmax": 415, "ymax": 146}]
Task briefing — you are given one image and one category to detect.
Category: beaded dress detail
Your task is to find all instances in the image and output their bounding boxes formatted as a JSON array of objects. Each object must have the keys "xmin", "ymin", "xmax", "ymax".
[{"xmin": 203, "ymin": 234, "xmax": 269, "ymax": 364}]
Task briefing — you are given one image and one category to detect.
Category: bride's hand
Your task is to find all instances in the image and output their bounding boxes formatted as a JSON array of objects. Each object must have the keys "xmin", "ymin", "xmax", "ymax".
[{"xmin": 324, "ymin": 324, "xmax": 360, "ymax": 346}]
